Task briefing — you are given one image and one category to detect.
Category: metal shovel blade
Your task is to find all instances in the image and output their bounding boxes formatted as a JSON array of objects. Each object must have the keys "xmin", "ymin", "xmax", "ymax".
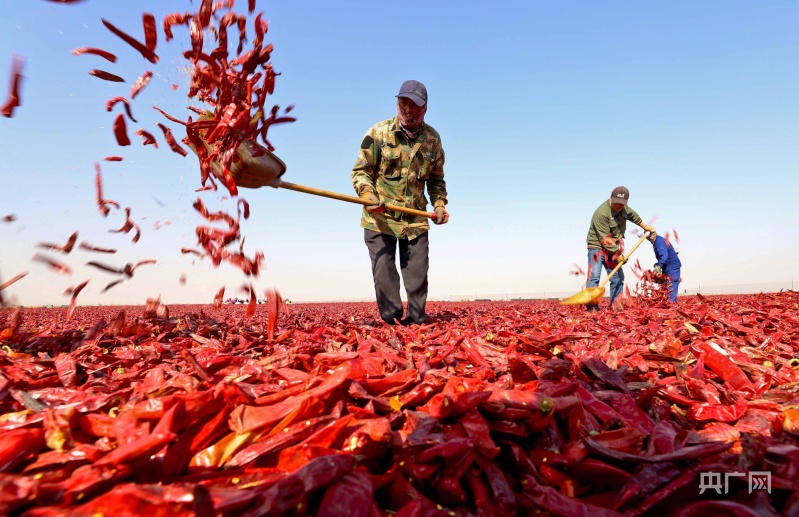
[
  {"xmin": 560, "ymin": 286, "xmax": 605, "ymax": 306},
  {"xmin": 227, "ymin": 141, "xmax": 287, "ymax": 189},
  {"xmin": 187, "ymin": 132, "xmax": 287, "ymax": 189}
]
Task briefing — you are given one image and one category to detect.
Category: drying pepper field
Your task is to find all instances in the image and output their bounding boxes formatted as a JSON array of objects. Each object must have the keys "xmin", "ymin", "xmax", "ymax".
[{"xmin": 0, "ymin": 293, "xmax": 797, "ymax": 516}]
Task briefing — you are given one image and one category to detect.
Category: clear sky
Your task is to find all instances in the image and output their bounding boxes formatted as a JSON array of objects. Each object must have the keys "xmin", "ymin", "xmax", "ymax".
[{"xmin": 0, "ymin": 1, "xmax": 797, "ymax": 306}]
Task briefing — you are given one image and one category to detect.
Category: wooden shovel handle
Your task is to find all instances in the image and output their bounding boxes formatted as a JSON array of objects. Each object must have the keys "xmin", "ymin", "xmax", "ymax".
[
  {"xmin": 278, "ymin": 181, "xmax": 436, "ymax": 220},
  {"xmin": 599, "ymin": 232, "xmax": 652, "ymax": 288}
]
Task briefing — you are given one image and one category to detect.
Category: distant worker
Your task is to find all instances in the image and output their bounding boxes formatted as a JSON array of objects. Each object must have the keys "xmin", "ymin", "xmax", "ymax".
[
  {"xmin": 585, "ymin": 186, "xmax": 655, "ymax": 311},
  {"xmin": 648, "ymin": 232, "xmax": 682, "ymax": 302},
  {"xmin": 351, "ymin": 80, "xmax": 449, "ymax": 326}
]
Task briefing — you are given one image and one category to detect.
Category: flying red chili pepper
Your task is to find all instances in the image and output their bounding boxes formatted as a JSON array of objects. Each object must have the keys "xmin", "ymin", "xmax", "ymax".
[
  {"xmin": 71, "ymin": 47, "xmax": 117, "ymax": 63},
  {"xmin": 36, "ymin": 231, "xmax": 78, "ymax": 254},
  {"xmin": 1, "ymin": 54, "xmax": 25, "ymax": 118},
  {"xmin": 152, "ymin": 106, "xmax": 186, "ymax": 126},
  {"xmin": 244, "ymin": 283, "xmax": 256, "ymax": 318},
  {"xmin": 101, "ymin": 278, "xmax": 124, "ymax": 293},
  {"xmin": 107, "ymin": 207, "xmax": 141, "ymax": 243},
  {"xmin": 88, "ymin": 69, "xmax": 125, "ymax": 83},
  {"xmin": 78, "ymin": 242, "xmax": 116, "ymax": 254},
  {"xmin": 157, "ymin": 123, "xmax": 188, "ymax": 156},
  {"xmin": 162, "ymin": 12, "xmax": 192, "ymax": 42},
  {"xmin": 113, "ymin": 113, "xmax": 131, "ymax": 146},
  {"xmin": 253, "ymin": 12, "xmax": 268, "ymax": 46},
  {"xmin": 142, "ymin": 13, "xmax": 158, "ymax": 53},
  {"xmin": 0, "ymin": 272, "xmax": 27, "ymax": 293},
  {"xmin": 64, "ymin": 280, "xmax": 89, "ymax": 321},
  {"xmin": 198, "ymin": 0, "xmax": 214, "ymax": 28},
  {"xmin": 95, "ymin": 163, "xmax": 120, "ymax": 217},
  {"xmin": 101, "ymin": 19, "xmax": 159, "ymax": 64},
  {"xmin": 135, "ymin": 129, "xmax": 158, "ymax": 148},
  {"xmin": 106, "ymin": 96, "xmax": 137, "ymax": 122},
  {"xmin": 1, "ymin": 214, "xmax": 16, "ymax": 222},
  {"xmin": 213, "ymin": 286, "xmax": 225, "ymax": 308},
  {"xmin": 103, "ymin": 156, "xmax": 123, "ymax": 162},
  {"xmin": 130, "ymin": 70, "xmax": 152, "ymax": 100},
  {"xmin": 31, "ymin": 253, "xmax": 73, "ymax": 275}
]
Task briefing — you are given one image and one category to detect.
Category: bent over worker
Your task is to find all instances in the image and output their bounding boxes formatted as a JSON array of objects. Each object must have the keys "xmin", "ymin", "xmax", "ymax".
[
  {"xmin": 648, "ymin": 232, "xmax": 682, "ymax": 302},
  {"xmin": 351, "ymin": 80, "xmax": 449, "ymax": 325},
  {"xmin": 585, "ymin": 186, "xmax": 654, "ymax": 311}
]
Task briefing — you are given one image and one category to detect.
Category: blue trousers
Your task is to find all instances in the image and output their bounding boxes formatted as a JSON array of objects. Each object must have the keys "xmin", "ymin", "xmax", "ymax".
[
  {"xmin": 587, "ymin": 248, "xmax": 624, "ymax": 310},
  {"xmin": 665, "ymin": 268, "xmax": 680, "ymax": 303}
]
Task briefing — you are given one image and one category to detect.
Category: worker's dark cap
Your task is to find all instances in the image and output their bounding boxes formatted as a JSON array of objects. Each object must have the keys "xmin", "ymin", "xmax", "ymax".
[
  {"xmin": 396, "ymin": 80, "xmax": 427, "ymax": 107},
  {"xmin": 610, "ymin": 186, "xmax": 630, "ymax": 205}
]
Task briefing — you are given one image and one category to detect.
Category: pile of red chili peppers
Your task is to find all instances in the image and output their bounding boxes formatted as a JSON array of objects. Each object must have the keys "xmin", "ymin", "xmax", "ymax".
[{"xmin": 0, "ymin": 292, "xmax": 797, "ymax": 515}]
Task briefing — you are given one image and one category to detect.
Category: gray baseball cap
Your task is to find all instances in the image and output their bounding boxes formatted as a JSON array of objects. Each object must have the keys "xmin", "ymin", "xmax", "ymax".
[{"xmin": 396, "ymin": 80, "xmax": 427, "ymax": 107}]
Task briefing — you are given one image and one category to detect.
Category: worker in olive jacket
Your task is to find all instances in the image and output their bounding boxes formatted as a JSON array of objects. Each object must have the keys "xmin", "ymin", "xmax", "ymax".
[
  {"xmin": 585, "ymin": 186, "xmax": 655, "ymax": 311},
  {"xmin": 351, "ymin": 80, "xmax": 449, "ymax": 326}
]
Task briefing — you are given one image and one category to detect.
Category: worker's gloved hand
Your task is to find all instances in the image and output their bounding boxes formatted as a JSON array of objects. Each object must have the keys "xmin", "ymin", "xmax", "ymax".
[
  {"xmin": 653, "ymin": 264, "xmax": 663, "ymax": 276},
  {"xmin": 601, "ymin": 236, "xmax": 617, "ymax": 248},
  {"xmin": 361, "ymin": 192, "xmax": 384, "ymax": 213},
  {"xmin": 434, "ymin": 206, "xmax": 449, "ymax": 225}
]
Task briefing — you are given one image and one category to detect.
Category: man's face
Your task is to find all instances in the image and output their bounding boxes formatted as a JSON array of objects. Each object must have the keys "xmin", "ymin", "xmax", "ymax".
[
  {"xmin": 610, "ymin": 202, "xmax": 625, "ymax": 212},
  {"xmin": 398, "ymin": 96, "xmax": 425, "ymax": 115}
]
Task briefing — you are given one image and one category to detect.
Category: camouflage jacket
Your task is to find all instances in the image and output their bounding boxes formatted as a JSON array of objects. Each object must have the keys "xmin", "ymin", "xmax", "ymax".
[{"xmin": 351, "ymin": 117, "xmax": 447, "ymax": 240}]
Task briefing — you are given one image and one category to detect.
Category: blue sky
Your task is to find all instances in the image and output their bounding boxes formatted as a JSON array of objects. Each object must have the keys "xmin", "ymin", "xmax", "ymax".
[{"xmin": 0, "ymin": 1, "xmax": 797, "ymax": 306}]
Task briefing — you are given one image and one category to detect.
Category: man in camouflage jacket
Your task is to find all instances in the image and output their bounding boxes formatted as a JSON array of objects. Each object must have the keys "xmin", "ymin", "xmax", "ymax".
[{"xmin": 351, "ymin": 80, "xmax": 449, "ymax": 325}]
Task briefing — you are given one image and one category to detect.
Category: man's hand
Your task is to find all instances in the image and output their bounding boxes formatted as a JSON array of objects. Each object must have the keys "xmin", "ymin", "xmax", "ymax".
[
  {"xmin": 361, "ymin": 192, "xmax": 384, "ymax": 213},
  {"xmin": 612, "ymin": 251, "xmax": 626, "ymax": 266},
  {"xmin": 434, "ymin": 206, "xmax": 449, "ymax": 225},
  {"xmin": 653, "ymin": 264, "xmax": 663, "ymax": 276},
  {"xmin": 640, "ymin": 222, "xmax": 655, "ymax": 234}
]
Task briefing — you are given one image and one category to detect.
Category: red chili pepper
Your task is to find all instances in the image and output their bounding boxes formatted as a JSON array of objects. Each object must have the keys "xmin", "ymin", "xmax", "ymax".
[
  {"xmin": 130, "ymin": 70, "xmax": 153, "ymax": 99},
  {"xmin": 113, "ymin": 113, "xmax": 131, "ymax": 146},
  {"xmin": 157, "ymin": 122, "xmax": 189, "ymax": 156},
  {"xmin": 64, "ymin": 279, "xmax": 89, "ymax": 321},
  {"xmin": 31, "ymin": 253, "xmax": 73, "ymax": 275},
  {"xmin": 71, "ymin": 47, "xmax": 117, "ymax": 63},
  {"xmin": 106, "ymin": 207, "xmax": 141, "ymax": 243},
  {"xmin": 142, "ymin": 13, "xmax": 158, "ymax": 52},
  {"xmin": 690, "ymin": 340, "xmax": 754, "ymax": 394},
  {"xmin": 0, "ymin": 54, "xmax": 25, "ymax": 118},
  {"xmin": 101, "ymin": 18, "xmax": 159, "ymax": 63},
  {"xmin": 228, "ymin": 416, "xmax": 335, "ymax": 468},
  {"xmin": 318, "ymin": 469, "xmax": 374, "ymax": 517},
  {"xmin": 198, "ymin": 0, "xmax": 213, "ymax": 28},
  {"xmin": 88, "ymin": 69, "xmax": 125, "ymax": 82},
  {"xmin": 520, "ymin": 473, "xmax": 623, "ymax": 517},
  {"xmin": 134, "ymin": 128, "xmax": 158, "ymax": 148},
  {"xmin": 0, "ymin": 272, "xmax": 27, "ymax": 298},
  {"xmin": 230, "ymin": 364, "xmax": 352, "ymax": 433},
  {"xmin": 37, "ymin": 231, "xmax": 78, "ymax": 254},
  {"xmin": 688, "ymin": 389, "xmax": 748, "ymax": 422},
  {"xmin": 0, "ymin": 428, "xmax": 45, "ymax": 471},
  {"xmin": 106, "ymin": 96, "xmax": 137, "ymax": 122}
]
